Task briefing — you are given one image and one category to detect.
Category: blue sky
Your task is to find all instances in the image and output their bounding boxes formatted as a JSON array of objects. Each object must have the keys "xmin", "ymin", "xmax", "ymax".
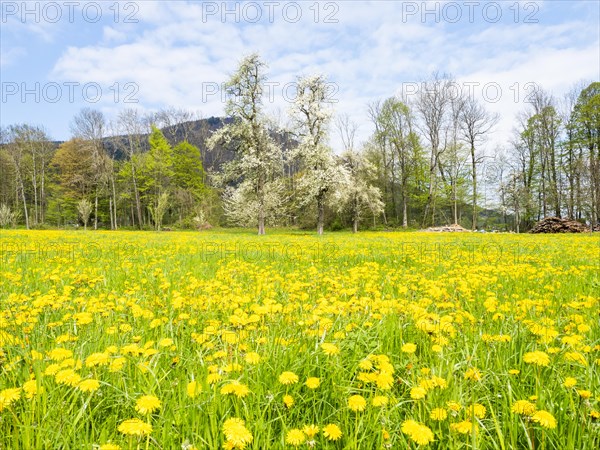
[{"xmin": 1, "ymin": 0, "xmax": 599, "ymax": 151}]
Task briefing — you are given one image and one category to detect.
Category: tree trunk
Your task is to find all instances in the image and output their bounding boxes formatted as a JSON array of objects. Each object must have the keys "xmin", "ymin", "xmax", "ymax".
[
  {"xmin": 454, "ymin": 183, "xmax": 458, "ymax": 225},
  {"xmin": 258, "ymin": 211, "xmax": 265, "ymax": 235},
  {"xmin": 111, "ymin": 175, "xmax": 118, "ymax": 230},
  {"xmin": 32, "ymin": 150, "xmax": 39, "ymax": 225},
  {"xmin": 471, "ymin": 143, "xmax": 477, "ymax": 230},
  {"xmin": 402, "ymin": 193, "xmax": 408, "ymax": 228},
  {"xmin": 109, "ymin": 198, "xmax": 114, "ymax": 230},
  {"xmin": 94, "ymin": 190, "xmax": 99, "ymax": 230},
  {"xmin": 353, "ymin": 197, "xmax": 359, "ymax": 233},
  {"xmin": 40, "ymin": 158, "xmax": 46, "ymax": 224},
  {"xmin": 20, "ymin": 179, "xmax": 29, "ymax": 229},
  {"xmin": 317, "ymin": 194, "xmax": 325, "ymax": 235},
  {"xmin": 258, "ymin": 176, "xmax": 266, "ymax": 235}
]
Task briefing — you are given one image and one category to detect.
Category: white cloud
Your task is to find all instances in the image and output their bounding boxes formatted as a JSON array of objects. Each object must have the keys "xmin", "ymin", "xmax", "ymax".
[{"xmin": 41, "ymin": 1, "xmax": 600, "ymax": 150}]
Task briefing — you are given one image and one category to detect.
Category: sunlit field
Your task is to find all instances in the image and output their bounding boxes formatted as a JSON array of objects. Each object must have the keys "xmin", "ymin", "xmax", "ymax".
[{"xmin": 0, "ymin": 230, "xmax": 599, "ymax": 449}]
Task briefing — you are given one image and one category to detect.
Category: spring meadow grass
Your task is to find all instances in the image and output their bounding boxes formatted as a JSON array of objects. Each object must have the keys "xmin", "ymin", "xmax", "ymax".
[{"xmin": 0, "ymin": 229, "xmax": 599, "ymax": 449}]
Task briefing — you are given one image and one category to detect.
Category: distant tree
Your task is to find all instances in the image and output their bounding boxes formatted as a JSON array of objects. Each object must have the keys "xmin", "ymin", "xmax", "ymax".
[
  {"xmin": 3, "ymin": 124, "xmax": 54, "ymax": 228},
  {"xmin": 115, "ymin": 108, "xmax": 147, "ymax": 228},
  {"xmin": 290, "ymin": 74, "xmax": 341, "ymax": 235},
  {"xmin": 71, "ymin": 108, "xmax": 108, "ymax": 229},
  {"xmin": 146, "ymin": 125, "xmax": 174, "ymax": 199},
  {"xmin": 149, "ymin": 192, "xmax": 170, "ymax": 231},
  {"xmin": 373, "ymin": 98, "xmax": 423, "ymax": 227},
  {"xmin": 77, "ymin": 198, "xmax": 93, "ymax": 230},
  {"xmin": 570, "ymin": 82, "xmax": 600, "ymax": 225},
  {"xmin": 0, "ymin": 204, "xmax": 17, "ymax": 228},
  {"xmin": 207, "ymin": 53, "xmax": 283, "ymax": 234},
  {"xmin": 459, "ymin": 96, "xmax": 499, "ymax": 229},
  {"xmin": 49, "ymin": 139, "xmax": 95, "ymax": 226},
  {"xmin": 336, "ymin": 149, "xmax": 384, "ymax": 232},
  {"xmin": 335, "ymin": 114, "xmax": 384, "ymax": 232},
  {"xmin": 415, "ymin": 73, "xmax": 455, "ymax": 226},
  {"xmin": 170, "ymin": 140, "xmax": 206, "ymax": 223}
]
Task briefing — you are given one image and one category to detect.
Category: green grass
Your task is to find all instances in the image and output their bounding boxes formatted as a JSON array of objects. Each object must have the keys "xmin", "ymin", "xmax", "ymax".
[{"xmin": 0, "ymin": 230, "xmax": 599, "ymax": 449}]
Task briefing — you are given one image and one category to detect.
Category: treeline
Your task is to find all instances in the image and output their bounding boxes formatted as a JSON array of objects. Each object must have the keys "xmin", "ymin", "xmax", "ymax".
[{"xmin": 0, "ymin": 54, "xmax": 598, "ymax": 233}]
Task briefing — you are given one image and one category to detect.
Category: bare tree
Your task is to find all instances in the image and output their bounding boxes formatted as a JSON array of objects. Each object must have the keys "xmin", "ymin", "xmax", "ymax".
[
  {"xmin": 117, "ymin": 108, "xmax": 147, "ymax": 228},
  {"xmin": 459, "ymin": 96, "xmax": 499, "ymax": 229},
  {"xmin": 415, "ymin": 73, "xmax": 454, "ymax": 226},
  {"xmin": 154, "ymin": 107, "xmax": 199, "ymax": 144},
  {"xmin": 71, "ymin": 108, "xmax": 107, "ymax": 229}
]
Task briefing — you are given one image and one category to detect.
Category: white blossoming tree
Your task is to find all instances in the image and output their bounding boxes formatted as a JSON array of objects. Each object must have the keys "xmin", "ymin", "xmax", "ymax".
[
  {"xmin": 335, "ymin": 150, "xmax": 384, "ymax": 233},
  {"xmin": 333, "ymin": 115, "xmax": 384, "ymax": 232},
  {"xmin": 207, "ymin": 54, "xmax": 283, "ymax": 235},
  {"xmin": 290, "ymin": 75, "xmax": 343, "ymax": 235}
]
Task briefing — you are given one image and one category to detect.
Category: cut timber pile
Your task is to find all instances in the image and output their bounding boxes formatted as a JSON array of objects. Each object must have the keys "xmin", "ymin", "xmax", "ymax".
[
  {"xmin": 529, "ymin": 217, "xmax": 590, "ymax": 233},
  {"xmin": 422, "ymin": 223, "xmax": 470, "ymax": 232}
]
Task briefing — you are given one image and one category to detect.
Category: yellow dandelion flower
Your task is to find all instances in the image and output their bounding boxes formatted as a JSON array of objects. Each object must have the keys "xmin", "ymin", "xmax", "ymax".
[
  {"xmin": 279, "ymin": 371, "xmax": 299, "ymax": 385},
  {"xmin": 322, "ymin": 424, "xmax": 342, "ymax": 441},
  {"xmin": 118, "ymin": 418, "xmax": 152, "ymax": 436},
  {"xmin": 376, "ymin": 371, "xmax": 395, "ymax": 390},
  {"xmin": 55, "ymin": 369, "xmax": 81, "ymax": 387},
  {"xmin": 372, "ymin": 395, "xmax": 389, "ymax": 407},
  {"xmin": 348, "ymin": 394, "xmax": 367, "ymax": 412},
  {"xmin": 320, "ymin": 343, "xmax": 340, "ymax": 356},
  {"xmin": 401, "ymin": 420, "xmax": 435, "ymax": 445},
  {"xmin": 564, "ymin": 352, "xmax": 587, "ymax": 366},
  {"xmin": 135, "ymin": 395, "xmax": 161, "ymax": 414},
  {"xmin": 48, "ymin": 347, "xmax": 73, "ymax": 361},
  {"xmin": 511, "ymin": 400, "xmax": 536, "ymax": 416},
  {"xmin": 303, "ymin": 424, "xmax": 319, "ymax": 437},
  {"xmin": 430, "ymin": 408, "xmax": 448, "ymax": 421},
  {"xmin": 464, "ymin": 367, "xmax": 482, "ymax": 381},
  {"xmin": 382, "ymin": 427, "xmax": 390, "ymax": 440},
  {"xmin": 44, "ymin": 364, "xmax": 61, "ymax": 376},
  {"xmin": 207, "ymin": 373, "xmax": 222, "ymax": 384},
  {"xmin": 563, "ymin": 377, "xmax": 577, "ymax": 388},
  {"xmin": 244, "ymin": 352, "xmax": 260, "ymax": 365},
  {"xmin": 531, "ymin": 410, "xmax": 557, "ymax": 429},
  {"xmin": 285, "ymin": 429, "xmax": 306, "ymax": 446},
  {"xmin": 78, "ymin": 379, "xmax": 100, "ymax": 393},
  {"xmin": 469, "ymin": 403, "xmax": 486, "ymax": 419},
  {"xmin": 305, "ymin": 377, "xmax": 320, "ymax": 389},
  {"xmin": 523, "ymin": 351, "xmax": 550, "ymax": 367},
  {"xmin": 577, "ymin": 390, "xmax": 592, "ymax": 399},
  {"xmin": 221, "ymin": 381, "xmax": 250, "ymax": 399},
  {"xmin": 283, "ymin": 394, "xmax": 294, "ymax": 408},
  {"xmin": 451, "ymin": 421, "xmax": 476, "ymax": 434},
  {"xmin": 158, "ymin": 338, "xmax": 174, "ymax": 347},
  {"xmin": 85, "ymin": 352, "xmax": 110, "ymax": 367},
  {"xmin": 109, "ymin": 357, "xmax": 127, "ymax": 372},
  {"xmin": 402, "ymin": 343, "xmax": 417, "ymax": 353},
  {"xmin": 22, "ymin": 380, "xmax": 40, "ymax": 399},
  {"xmin": 410, "ymin": 386, "xmax": 428, "ymax": 400},
  {"xmin": 222, "ymin": 418, "xmax": 253, "ymax": 448},
  {"xmin": 447, "ymin": 401, "xmax": 461, "ymax": 412},
  {"xmin": 0, "ymin": 388, "xmax": 21, "ymax": 411},
  {"xmin": 187, "ymin": 380, "xmax": 202, "ymax": 398},
  {"xmin": 358, "ymin": 359, "xmax": 373, "ymax": 371}
]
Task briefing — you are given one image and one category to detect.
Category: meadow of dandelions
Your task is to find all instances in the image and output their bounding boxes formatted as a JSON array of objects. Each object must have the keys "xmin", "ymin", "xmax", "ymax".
[{"xmin": 0, "ymin": 229, "xmax": 599, "ymax": 449}]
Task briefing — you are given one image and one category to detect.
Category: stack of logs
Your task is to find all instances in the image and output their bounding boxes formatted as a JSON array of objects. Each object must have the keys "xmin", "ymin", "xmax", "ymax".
[{"xmin": 529, "ymin": 217, "xmax": 590, "ymax": 233}]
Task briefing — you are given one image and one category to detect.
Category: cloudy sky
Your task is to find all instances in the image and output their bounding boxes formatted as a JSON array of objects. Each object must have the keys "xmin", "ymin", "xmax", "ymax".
[{"xmin": 1, "ymin": 0, "xmax": 598, "ymax": 152}]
